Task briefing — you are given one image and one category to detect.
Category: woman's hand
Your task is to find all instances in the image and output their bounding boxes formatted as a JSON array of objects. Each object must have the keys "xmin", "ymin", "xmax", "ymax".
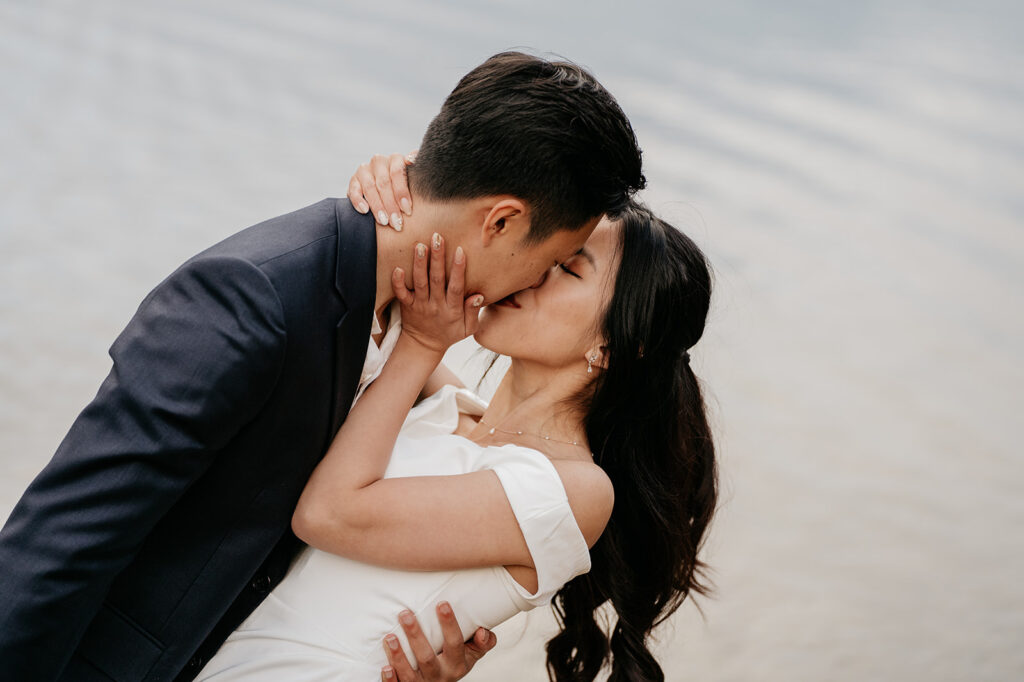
[
  {"xmin": 392, "ymin": 232, "xmax": 483, "ymax": 358},
  {"xmin": 348, "ymin": 151, "xmax": 416, "ymax": 229}
]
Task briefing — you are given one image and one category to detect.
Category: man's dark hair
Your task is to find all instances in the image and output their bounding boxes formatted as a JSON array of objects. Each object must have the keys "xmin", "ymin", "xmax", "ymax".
[{"xmin": 408, "ymin": 51, "xmax": 646, "ymax": 243}]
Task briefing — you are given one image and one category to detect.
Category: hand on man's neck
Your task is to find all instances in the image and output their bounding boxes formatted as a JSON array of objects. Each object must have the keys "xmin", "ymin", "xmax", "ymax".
[{"xmin": 373, "ymin": 197, "xmax": 450, "ymax": 320}]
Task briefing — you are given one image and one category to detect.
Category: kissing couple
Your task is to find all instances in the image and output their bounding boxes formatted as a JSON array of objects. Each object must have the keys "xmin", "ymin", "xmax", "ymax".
[{"xmin": 0, "ymin": 51, "xmax": 717, "ymax": 682}]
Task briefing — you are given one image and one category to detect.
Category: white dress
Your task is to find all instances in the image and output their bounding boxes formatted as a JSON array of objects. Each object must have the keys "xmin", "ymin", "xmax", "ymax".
[{"xmin": 197, "ymin": 385, "xmax": 592, "ymax": 680}]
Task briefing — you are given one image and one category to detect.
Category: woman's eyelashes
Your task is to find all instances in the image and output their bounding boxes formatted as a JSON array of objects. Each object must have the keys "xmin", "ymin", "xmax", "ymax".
[{"xmin": 558, "ymin": 263, "xmax": 582, "ymax": 279}]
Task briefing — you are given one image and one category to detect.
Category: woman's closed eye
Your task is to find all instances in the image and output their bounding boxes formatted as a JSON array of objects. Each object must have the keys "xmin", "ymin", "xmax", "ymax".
[{"xmin": 558, "ymin": 263, "xmax": 582, "ymax": 279}]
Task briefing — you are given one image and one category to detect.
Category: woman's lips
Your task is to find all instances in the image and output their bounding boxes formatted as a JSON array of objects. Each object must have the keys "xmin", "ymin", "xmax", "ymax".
[{"xmin": 494, "ymin": 292, "xmax": 521, "ymax": 309}]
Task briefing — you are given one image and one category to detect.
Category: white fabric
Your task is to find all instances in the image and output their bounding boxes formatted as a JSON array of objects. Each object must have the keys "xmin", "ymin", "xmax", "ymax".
[
  {"xmin": 352, "ymin": 301, "xmax": 402, "ymax": 407},
  {"xmin": 197, "ymin": 385, "xmax": 592, "ymax": 681}
]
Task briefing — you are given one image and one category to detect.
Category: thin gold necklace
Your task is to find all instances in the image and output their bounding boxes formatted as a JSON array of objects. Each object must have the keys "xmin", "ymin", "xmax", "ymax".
[{"xmin": 477, "ymin": 418, "xmax": 586, "ymax": 448}]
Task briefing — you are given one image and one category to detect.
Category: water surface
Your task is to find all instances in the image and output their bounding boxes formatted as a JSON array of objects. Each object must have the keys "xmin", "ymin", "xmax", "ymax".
[{"xmin": 1, "ymin": 1, "xmax": 1022, "ymax": 679}]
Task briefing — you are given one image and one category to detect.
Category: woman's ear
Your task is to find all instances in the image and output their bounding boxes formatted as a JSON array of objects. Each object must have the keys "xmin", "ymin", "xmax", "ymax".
[
  {"xmin": 480, "ymin": 197, "xmax": 529, "ymax": 246},
  {"xmin": 585, "ymin": 344, "xmax": 610, "ymax": 371}
]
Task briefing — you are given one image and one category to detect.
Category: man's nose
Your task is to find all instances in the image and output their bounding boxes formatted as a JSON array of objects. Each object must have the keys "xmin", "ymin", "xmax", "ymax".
[{"xmin": 529, "ymin": 270, "xmax": 549, "ymax": 289}]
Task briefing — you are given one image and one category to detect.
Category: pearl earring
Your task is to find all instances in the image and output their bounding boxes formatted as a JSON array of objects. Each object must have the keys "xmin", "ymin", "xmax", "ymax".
[{"xmin": 587, "ymin": 353, "xmax": 597, "ymax": 373}]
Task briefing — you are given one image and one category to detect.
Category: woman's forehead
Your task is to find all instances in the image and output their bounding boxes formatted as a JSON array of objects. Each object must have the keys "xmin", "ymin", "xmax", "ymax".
[{"xmin": 583, "ymin": 219, "xmax": 621, "ymax": 260}]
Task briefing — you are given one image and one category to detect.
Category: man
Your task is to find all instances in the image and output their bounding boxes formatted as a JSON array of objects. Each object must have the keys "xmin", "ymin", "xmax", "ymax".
[{"xmin": 0, "ymin": 51, "xmax": 644, "ymax": 681}]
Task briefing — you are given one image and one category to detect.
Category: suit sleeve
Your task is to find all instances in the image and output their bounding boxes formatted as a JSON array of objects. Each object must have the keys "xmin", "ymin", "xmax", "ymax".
[{"xmin": 0, "ymin": 255, "xmax": 287, "ymax": 681}]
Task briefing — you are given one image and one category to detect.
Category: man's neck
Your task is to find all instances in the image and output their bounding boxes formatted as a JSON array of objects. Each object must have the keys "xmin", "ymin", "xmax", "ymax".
[{"xmin": 373, "ymin": 200, "xmax": 446, "ymax": 320}]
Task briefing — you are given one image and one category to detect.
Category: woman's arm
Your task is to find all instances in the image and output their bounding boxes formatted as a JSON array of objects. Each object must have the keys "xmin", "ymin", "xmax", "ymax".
[
  {"xmin": 294, "ymin": 459, "xmax": 612, "ymax": 572},
  {"xmin": 419, "ymin": 363, "xmax": 467, "ymax": 402}
]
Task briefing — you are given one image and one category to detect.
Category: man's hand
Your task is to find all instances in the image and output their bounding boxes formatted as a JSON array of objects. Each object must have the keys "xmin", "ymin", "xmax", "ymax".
[
  {"xmin": 381, "ymin": 602, "xmax": 497, "ymax": 682},
  {"xmin": 349, "ymin": 152, "xmax": 416, "ymax": 230}
]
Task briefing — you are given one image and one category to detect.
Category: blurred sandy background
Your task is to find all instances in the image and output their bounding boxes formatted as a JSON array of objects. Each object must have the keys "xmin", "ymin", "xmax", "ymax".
[{"xmin": 1, "ymin": 1, "xmax": 1022, "ymax": 680}]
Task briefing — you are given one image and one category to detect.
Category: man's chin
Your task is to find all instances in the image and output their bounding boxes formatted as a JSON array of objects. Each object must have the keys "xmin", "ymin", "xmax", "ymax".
[{"xmin": 491, "ymin": 292, "xmax": 522, "ymax": 309}]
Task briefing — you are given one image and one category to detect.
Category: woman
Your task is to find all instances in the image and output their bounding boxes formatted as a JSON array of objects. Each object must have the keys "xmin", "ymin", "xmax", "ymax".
[{"xmin": 197, "ymin": 171, "xmax": 717, "ymax": 681}]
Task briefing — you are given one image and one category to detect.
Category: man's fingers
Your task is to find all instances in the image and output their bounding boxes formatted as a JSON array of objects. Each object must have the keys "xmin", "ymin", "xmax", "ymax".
[
  {"xmin": 445, "ymin": 246, "xmax": 466, "ymax": 309},
  {"xmin": 435, "ymin": 602, "xmax": 469, "ymax": 677},
  {"xmin": 464, "ymin": 628, "xmax": 497, "ymax": 662},
  {"xmin": 428, "ymin": 233, "xmax": 445, "ymax": 304},
  {"xmin": 382, "ymin": 634, "xmax": 418, "ymax": 682},
  {"xmin": 371, "ymin": 154, "xmax": 403, "ymax": 231},
  {"xmin": 477, "ymin": 628, "xmax": 496, "ymax": 650},
  {"xmin": 399, "ymin": 611, "xmax": 442, "ymax": 681},
  {"xmin": 348, "ymin": 176, "xmax": 369, "ymax": 214},
  {"xmin": 355, "ymin": 163, "xmax": 389, "ymax": 227},
  {"xmin": 390, "ymin": 153, "xmax": 413, "ymax": 216}
]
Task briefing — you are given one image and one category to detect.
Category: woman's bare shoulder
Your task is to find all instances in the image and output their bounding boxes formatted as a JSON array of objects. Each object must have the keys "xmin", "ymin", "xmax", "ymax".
[{"xmin": 549, "ymin": 458, "xmax": 615, "ymax": 548}]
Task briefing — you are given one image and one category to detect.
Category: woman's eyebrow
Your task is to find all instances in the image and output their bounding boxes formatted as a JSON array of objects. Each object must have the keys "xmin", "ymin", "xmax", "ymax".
[{"xmin": 575, "ymin": 247, "xmax": 596, "ymax": 269}]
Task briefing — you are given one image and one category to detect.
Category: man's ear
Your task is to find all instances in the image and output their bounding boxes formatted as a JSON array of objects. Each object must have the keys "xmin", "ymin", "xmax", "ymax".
[{"xmin": 480, "ymin": 198, "xmax": 529, "ymax": 247}]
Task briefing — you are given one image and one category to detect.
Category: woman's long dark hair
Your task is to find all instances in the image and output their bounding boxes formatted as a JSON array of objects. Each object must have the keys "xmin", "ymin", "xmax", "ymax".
[{"xmin": 546, "ymin": 203, "xmax": 718, "ymax": 681}]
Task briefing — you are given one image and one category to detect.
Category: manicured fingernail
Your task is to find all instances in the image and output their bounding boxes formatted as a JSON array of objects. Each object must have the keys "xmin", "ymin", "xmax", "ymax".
[
  {"xmin": 438, "ymin": 601, "xmax": 452, "ymax": 616},
  {"xmin": 391, "ymin": 213, "xmax": 402, "ymax": 231},
  {"xmin": 472, "ymin": 295, "xmax": 484, "ymax": 308},
  {"xmin": 377, "ymin": 210, "xmax": 388, "ymax": 226},
  {"xmin": 405, "ymin": 153, "xmax": 416, "ymax": 164},
  {"xmin": 383, "ymin": 667, "xmax": 395, "ymax": 679},
  {"xmin": 416, "ymin": 243, "xmax": 426, "ymax": 258},
  {"xmin": 386, "ymin": 635, "xmax": 400, "ymax": 650},
  {"xmin": 400, "ymin": 611, "xmax": 415, "ymax": 626},
  {"xmin": 357, "ymin": 201, "xmax": 368, "ymax": 214},
  {"xmin": 454, "ymin": 246, "xmax": 464, "ymax": 264},
  {"xmin": 432, "ymin": 233, "xmax": 441, "ymax": 251},
  {"xmin": 400, "ymin": 197, "xmax": 412, "ymax": 215}
]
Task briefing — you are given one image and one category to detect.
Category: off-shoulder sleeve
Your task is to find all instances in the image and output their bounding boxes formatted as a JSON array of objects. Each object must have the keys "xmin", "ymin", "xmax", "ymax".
[{"xmin": 479, "ymin": 444, "xmax": 592, "ymax": 607}]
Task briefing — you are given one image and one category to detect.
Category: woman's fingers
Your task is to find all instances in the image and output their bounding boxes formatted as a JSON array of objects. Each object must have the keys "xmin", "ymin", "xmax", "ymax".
[
  {"xmin": 428, "ymin": 233, "xmax": 445, "ymax": 305},
  {"xmin": 390, "ymin": 153, "xmax": 413, "ymax": 216},
  {"xmin": 382, "ymin": 634, "xmax": 418, "ymax": 682},
  {"xmin": 348, "ymin": 175, "xmax": 369, "ymax": 215},
  {"xmin": 398, "ymin": 236, "xmax": 480, "ymax": 352},
  {"xmin": 391, "ymin": 268, "xmax": 413, "ymax": 306},
  {"xmin": 441, "ymin": 244, "xmax": 481, "ymax": 335},
  {"xmin": 412, "ymin": 243, "xmax": 430, "ymax": 300},
  {"xmin": 398, "ymin": 611, "xmax": 442, "ymax": 680},
  {"xmin": 371, "ymin": 154, "xmax": 404, "ymax": 230},
  {"xmin": 445, "ymin": 246, "xmax": 466, "ymax": 310},
  {"xmin": 434, "ymin": 241, "xmax": 481, "ymax": 335},
  {"xmin": 348, "ymin": 152, "xmax": 414, "ymax": 227},
  {"xmin": 463, "ymin": 295, "xmax": 483, "ymax": 336},
  {"xmin": 355, "ymin": 162, "xmax": 390, "ymax": 226}
]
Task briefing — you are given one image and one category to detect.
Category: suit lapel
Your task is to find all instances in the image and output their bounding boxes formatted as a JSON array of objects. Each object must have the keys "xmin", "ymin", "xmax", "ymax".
[{"xmin": 329, "ymin": 199, "xmax": 376, "ymax": 436}]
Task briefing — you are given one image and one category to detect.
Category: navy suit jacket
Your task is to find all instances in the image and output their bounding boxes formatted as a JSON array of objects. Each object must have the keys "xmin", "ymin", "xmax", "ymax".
[{"xmin": 0, "ymin": 198, "xmax": 377, "ymax": 681}]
